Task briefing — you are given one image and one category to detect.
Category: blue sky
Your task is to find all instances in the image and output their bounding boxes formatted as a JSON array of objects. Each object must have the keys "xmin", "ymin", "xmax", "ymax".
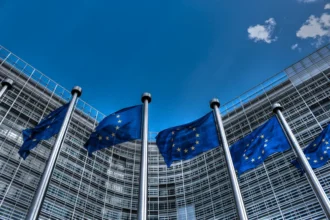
[{"xmin": 0, "ymin": 0, "xmax": 329, "ymax": 132}]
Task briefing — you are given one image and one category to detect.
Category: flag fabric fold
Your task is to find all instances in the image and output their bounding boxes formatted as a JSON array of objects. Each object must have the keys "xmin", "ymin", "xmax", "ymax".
[
  {"xmin": 156, "ymin": 112, "xmax": 219, "ymax": 167},
  {"xmin": 84, "ymin": 105, "xmax": 142, "ymax": 156},
  {"xmin": 230, "ymin": 116, "xmax": 291, "ymax": 176},
  {"xmin": 292, "ymin": 124, "xmax": 330, "ymax": 171},
  {"xmin": 19, "ymin": 103, "xmax": 70, "ymax": 159}
]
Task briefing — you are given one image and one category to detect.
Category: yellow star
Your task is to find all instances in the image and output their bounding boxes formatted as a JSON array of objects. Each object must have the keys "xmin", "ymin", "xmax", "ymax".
[
  {"xmin": 314, "ymin": 160, "xmax": 318, "ymax": 163},
  {"xmin": 112, "ymin": 133, "xmax": 115, "ymax": 137},
  {"xmin": 191, "ymin": 146, "xmax": 195, "ymax": 150},
  {"xmin": 106, "ymin": 136, "xmax": 109, "ymax": 140},
  {"xmin": 177, "ymin": 148, "xmax": 181, "ymax": 152},
  {"xmin": 116, "ymin": 115, "xmax": 120, "ymax": 118},
  {"xmin": 47, "ymin": 125, "xmax": 50, "ymax": 129},
  {"xmin": 172, "ymin": 144, "xmax": 175, "ymax": 148},
  {"xmin": 116, "ymin": 126, "xmax": 119, "ymax": 130},
  {"xmin": 307, "ymin": 157, "xmax": 310, "ymax": 160},
  {"xmin": 32, "ymin": 139, "xmax": 37, "ymax": 142},
  {"xmin": 245, "ymin": 157, "xmax": 248, "ymax": 160},
  {"xmin": 265, "ymin": 139, "xmax": 268, "ymax": 142},
  {"xmin": 196, "ymin": 133, "xmax": 199, "ymax": 137},
  {"xmin": 326, "ymin": 142, "xmax": 329, "ymax": 144},
  {"xmin": 184, "ymin": 149, "xmax": 188, "ymax": 153},
  {"xmin": 260, "ymin": 135, "xmax": 264, "ymax": 139},
  {"xmin": 98, "ymin": 136, "xmax": 102, "ymax": 140},
  {"xmin": 314, "ymin": 144, "xmax": 317, "ymax": 147},
  {"xmin": 322, "ymin": 139, "xmax": 325, "ymax": 142},
  {"xmin": 118, "ymin": 120, "xmax": 122, "ymax": 123},
  {"xmin": 196, "ymin": 140, "xmax": 199, "ymax": 144}
]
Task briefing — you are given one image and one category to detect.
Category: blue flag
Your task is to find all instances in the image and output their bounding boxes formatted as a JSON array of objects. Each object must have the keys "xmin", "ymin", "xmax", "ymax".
[
  {"xmin": 19, "ymin": 103, "xmax": 70, "ymax": 159},
  {"xmin": 230, "ymin": 116, "xmax": 290, "ymax": 176},
  {"xmin": 84, "ymin": 105, "xmax": 142, "ymax": 156},
  {"xmin": 292, "ymin": 124, "xmax": 330, "ymax": 171},
  {"xmin": 156, "ymin": 112, "xmax": 219, "ymax": 167}
]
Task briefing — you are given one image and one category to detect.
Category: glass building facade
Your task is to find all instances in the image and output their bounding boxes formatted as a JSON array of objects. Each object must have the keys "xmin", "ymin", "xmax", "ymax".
[{"xmin": 1, "ymin": 45, "xmax": 330, "ymax": 219}]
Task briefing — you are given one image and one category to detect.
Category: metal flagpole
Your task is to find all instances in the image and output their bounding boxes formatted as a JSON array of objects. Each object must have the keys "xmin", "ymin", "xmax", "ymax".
[
  {"xmin": 137, "ymin": 92, "xmax": 151, "ymax": 220},
  {"xmin": 273, "ymin": 103, "xmax": 330, "ymax": 219},
  {"xmin": 210, "ymin": 98, "xmax": 248, "ymax": 220},
  {"xmin": 26, "ymin": 86, "xmax": 82, "ymax": 220},
  {"xmin": 0, "ymin": 78, "xmax": 13, "ymax": 99}
]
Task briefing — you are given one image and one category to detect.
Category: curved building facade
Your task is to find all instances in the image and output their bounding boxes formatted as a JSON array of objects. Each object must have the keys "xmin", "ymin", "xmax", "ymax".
[{"xmin": 0, "ymin": 45, "xmax": 330, "ymax": 219}]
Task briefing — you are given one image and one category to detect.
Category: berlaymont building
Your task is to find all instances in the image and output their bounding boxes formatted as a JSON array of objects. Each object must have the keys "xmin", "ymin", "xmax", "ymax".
[{"xmin": 0, "ymin": 44, "xmax": 330, "ymax": 220}]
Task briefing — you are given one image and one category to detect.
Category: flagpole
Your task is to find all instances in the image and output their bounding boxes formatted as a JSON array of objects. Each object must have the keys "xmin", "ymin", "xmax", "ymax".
[
  {"xmin": 0, "ymin": 78, "xmax": 13, "ymax": 98},
  {"xmin": 273, "ymin": 103, "xmax": 330, "ymax": 218},
  {"xmin": 210, "ymin": 98, "xmax": 248, "ymax": 220},
  {"xmin": 26, "ymin": 86, "xmax": 82, "ymax": 220},
  {"xmin": 137, "ymin": 92, "xmax": 151, "ymax": 220}
]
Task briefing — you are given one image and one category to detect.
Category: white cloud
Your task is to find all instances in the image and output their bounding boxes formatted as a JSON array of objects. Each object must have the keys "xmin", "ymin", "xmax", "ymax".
[
  {"xmin": 291, "ymin": 44, "xmax": 298, "ymax": 50},
  {"xmin": 296, "ymin": 13, "xmax": 330, "ymax": 47},
  {"xmin": 297, "ymin": 15, "xmax": 328, "ymax": 39},
  {"xmin": 321, "ymin": 13, "xmax": 330, "ymax": 27},
  {"xmin": 291, "ymin": 43, "xmax": 302, "ymax": 52},
  {"xmin": 247, "ymin": 18, "xmax": 278, "ymax": 43},
  {"xmin": 325, "ymin": 3, "xmax": 330, "ymax": 9}
]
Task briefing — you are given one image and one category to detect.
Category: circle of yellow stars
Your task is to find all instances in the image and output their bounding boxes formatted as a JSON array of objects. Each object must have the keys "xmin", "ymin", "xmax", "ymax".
[
  {"xmin": 172, "ymin": 126, "xmax": 198, "ymax": 154},
  {"xmin": 97, "ymin": 114, "xmax": 122, "ymax": 144},
  {"xmin": 31, "ymin": 115, "xmax": 57, "ymax": 141},
  {"xmin": 242, "ymin": 134, "xmax": 269, "ymax": 163},
  {"xmin": 306, "ymin": 138, "xmax": 329, "ymax": 164}
]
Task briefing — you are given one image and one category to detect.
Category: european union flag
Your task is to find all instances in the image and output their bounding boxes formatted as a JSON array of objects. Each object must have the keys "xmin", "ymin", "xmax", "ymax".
[
  {"xmin": 292, "ymin": 124, "xmax": 330, "ymax": 171},
  {"xmin": 19, "ymin": 103, "xmax": 70, "ymax": 159},
  {"xmin": 156, "ymin": 112, "xmax": 219, "ymax": 167},
  {"xmin": 84, "ymin": 105, "xmax": 142, "ymax": 156},
  {"xmin": 230, "ymin": 116, "xmax": 290, "ymax": 176}
]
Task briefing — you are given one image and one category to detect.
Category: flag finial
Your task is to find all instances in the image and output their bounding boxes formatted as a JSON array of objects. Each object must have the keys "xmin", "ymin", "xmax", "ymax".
[
  {"xmin": 210, "ymin": 98, "xmax": 220, "ymax": 109},
  {"xmin": 141, "ymin": 92, "xmax": 151, "ymax": 103},
  {"xmin": 2, "ymin": 78, "xmax": 13, "ymax": 90},
  {"xmin": 272, "ymin": 103, "xmax": 283, "ymax": 113},
  {"xmin": 71, "ymin": 86, "xmax": 82, "ymax": 97}
]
